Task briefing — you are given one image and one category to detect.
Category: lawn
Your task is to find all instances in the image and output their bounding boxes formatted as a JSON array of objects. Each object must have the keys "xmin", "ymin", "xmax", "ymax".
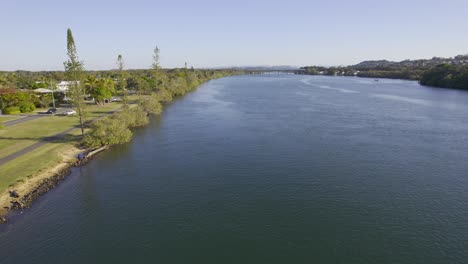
[
  {"xmin": 0, "ymin": 101, "xmax": 137, "ymax": 194},
  {"xmin": 0, "ymin": 103, "xmax": 124, "ymax": 159},
  {"xmin": 0, "ymin": 132, "xmax": 80, "ymax": 192},
  {"xmin": 0, "ymin": 115, "xmax": 22, "ymax": 123}
]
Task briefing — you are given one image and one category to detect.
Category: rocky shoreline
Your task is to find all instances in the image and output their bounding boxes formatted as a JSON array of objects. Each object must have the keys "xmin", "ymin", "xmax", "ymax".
[{"xmin": 0, "ymin": 146, "xmax": 107, "ymax": 224}]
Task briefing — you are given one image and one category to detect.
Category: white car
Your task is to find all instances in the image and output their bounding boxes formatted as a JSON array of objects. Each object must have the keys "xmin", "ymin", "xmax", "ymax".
[
  {"xmin": 110, "ymin": 97, "xmax": 122, "ymax": 102},
  {"xmin": 63, "ymin": 109, "xmax": 76, "ymax": 116}
]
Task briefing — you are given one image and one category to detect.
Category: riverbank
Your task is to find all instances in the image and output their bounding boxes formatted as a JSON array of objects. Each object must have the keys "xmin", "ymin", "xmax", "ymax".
[
  {"xmin": 0, "ymin": 73, "xmax": 239, "ymax": 223},
  {"xmin": 0, "ymin": 147, "xmax": 78, "ymax": 222},
  {"xmin": 0, "ymin": 145, "xmax": 111, "ymax": 222},
  {"xmin": 0, "ymin": 101, "xmax": 135, "ymax": 222}
]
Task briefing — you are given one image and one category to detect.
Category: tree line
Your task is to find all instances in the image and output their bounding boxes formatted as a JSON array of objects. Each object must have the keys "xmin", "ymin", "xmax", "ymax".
[
  {"xmin": 1, "ymin": 28, "xmax": 241, "ymax": 147},
  {"xmin": 299, "ymin": 61, "xmax": 468, "ymax": 90},
  {"xmin": 420, "ymin": 64, "xmax": 468, "ymax": 89}
]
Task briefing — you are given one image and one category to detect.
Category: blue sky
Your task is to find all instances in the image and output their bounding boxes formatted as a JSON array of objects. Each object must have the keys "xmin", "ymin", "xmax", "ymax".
[{"xmin": 1, "ymin": 0, "xmax": 468, "ymax": 71}]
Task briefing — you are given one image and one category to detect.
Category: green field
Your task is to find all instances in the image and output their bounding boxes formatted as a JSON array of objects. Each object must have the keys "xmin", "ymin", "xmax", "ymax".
[
  {"xmin": 0, "ymin": 115, "xmax": 22, "ymax": 123},
  {"xmin": 0, "ymin": 101, "xmax": 134, "ymax": 193}
]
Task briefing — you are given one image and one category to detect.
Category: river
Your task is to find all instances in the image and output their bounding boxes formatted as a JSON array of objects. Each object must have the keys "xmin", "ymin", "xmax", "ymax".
[{"xmin": 1, "ymin": 75, "xmax": 468, "ymax": 263}]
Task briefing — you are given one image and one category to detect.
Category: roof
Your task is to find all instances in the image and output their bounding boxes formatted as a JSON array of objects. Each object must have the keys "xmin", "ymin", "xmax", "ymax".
[
  {"xmin": 0, "ymin": 88, "xmax": 17, "ymax": 94},
  {"xmin": 34, "ymin": 88, "xmax": 53, "ymax": 93}
]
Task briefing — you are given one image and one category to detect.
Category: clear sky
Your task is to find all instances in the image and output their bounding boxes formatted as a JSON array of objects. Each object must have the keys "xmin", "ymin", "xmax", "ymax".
[{"xmin": 1, "ymin": 0, "xmax": 468, "ymax": 71}]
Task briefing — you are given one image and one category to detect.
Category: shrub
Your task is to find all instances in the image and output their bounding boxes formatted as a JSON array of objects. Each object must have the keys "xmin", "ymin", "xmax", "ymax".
[
  {"xmin": 155, "ymin": 89, "xmax": 173, "ymax": 103},
  {"xmin": 128, "ymin": 107, "xmax": 149, "ymax": 127},
  {"xmin": 139, "ymin": 94, "xmax": 162, "ymax": 114},
  {"xmin": 18, "ymin": 102, "xmax": 36, "ymax": 113},
  {"xmin": 83, "ymin": 118, "xmax": 132, "ymax": 147},
  {"xmin": 111, "ymin": 107, "xmax": 149, "ymax": 128},
  {"xmin": 83, "ymin": 117, "xmax": 132, "ymax": 148},
  {"xmin": 3, "ymin": 106, "xmax": 21, "ymax": 114},
  {"xmin": 83, "ymin": 106, "xmax": 151, "ymax": 148},
  {"xmin": 0, "ymin": 92, "xmax": 39, "ymax": 111}
]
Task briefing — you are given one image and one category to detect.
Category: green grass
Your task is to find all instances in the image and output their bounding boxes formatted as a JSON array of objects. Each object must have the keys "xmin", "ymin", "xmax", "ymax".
[
  {"xmin": 0, "ymin": 115, "xmax": 23, "ymax": 123},
  {"xmin": 0, "ymin": 102, "xmax": 133, "ymax": 194},
  {"xmin": 0, "ymin": 103, "xmax": 124, "ymax": 156},
  {"xmin": 0, "ymin": 140, "xmax": 76, "ymax": 192}
]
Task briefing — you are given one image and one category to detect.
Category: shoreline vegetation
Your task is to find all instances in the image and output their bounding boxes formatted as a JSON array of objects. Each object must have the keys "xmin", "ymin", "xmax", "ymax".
[
  {"xmin": 0, "ymin": 29, "xmax": 241, "ymax": 223},
  {"xmin": 0, "ymin": 29, "xmax": 465, "ymax": 223},
  {"xmin": 0, "ymin": 73, "xmax": 237, "ymax": 222},
  {"xmin": 297, "ymin": 55, "xmax": 468, "ymax": 90}
]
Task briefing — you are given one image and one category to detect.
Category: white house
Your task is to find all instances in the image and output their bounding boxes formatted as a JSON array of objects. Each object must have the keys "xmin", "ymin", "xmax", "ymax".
[{"xmin": 56, "ymin": 81, "xmax": 80, "ymax": 92}]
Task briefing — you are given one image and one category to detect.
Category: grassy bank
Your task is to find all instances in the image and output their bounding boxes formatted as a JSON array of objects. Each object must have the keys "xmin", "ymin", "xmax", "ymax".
[
  {"xmin": 0, "ymin": 101, "xmax": 133, "ymax": 194},
  {"xmin": 0, "ymin": 116, "xmax": 22, "ymax": 123},
  {"xmin": 0, "ymin": 72, "xmax": 239, "ymax": 219}
]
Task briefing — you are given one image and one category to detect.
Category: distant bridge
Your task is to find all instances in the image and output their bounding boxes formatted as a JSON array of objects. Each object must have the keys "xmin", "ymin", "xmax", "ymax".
[{"xmin": 245, "ymin": 69, "xmax": 305, "ymax": 75}]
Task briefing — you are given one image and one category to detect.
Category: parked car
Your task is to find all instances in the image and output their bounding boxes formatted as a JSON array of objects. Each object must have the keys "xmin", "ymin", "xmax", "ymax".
[
  {"xmin": 63, "ymin": 109, "xmax": 76, "ymax": 116},
  {"xmin": 46, "ymin": 108, "xmax": 57, "ymax": 114},
  {"xmin": 110, "ymin": 97, "xmax": 122, "ymax": 102}
]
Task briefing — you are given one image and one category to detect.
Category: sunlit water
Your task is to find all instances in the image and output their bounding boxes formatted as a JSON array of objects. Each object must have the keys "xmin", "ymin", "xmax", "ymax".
[{"xmin": 1, "ymin": 75, "xmax": 468, "ymax": 263}]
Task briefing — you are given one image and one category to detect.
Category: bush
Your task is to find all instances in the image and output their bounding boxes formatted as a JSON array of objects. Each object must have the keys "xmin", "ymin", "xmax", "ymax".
[
  {"xmin": 3, "ymin": 107, "xmax": 21, "ymax": 114},
  {"xmin": 0, "ymin": 92, "xmax": 39, "ymax": 112},
  {"xmin": 83, "ymin": 107, "xmax": 152, "ymax": 148},
  {"xmin": 155, "ymin": 89, "xmax": 173, "ymax": 103},
  {"xmin": 83, "ymin": 117, "xmax": 133, "ymax": 148},
  {"xmin": 111, "ymin": 107, "xmax": 149, "ymax": 128},
  {"xmin": 139, "ymin": 94, "xmax": 162, "ymax": 114},
  {"xmin": 18, "ymin": 102, "xmax": 36, "ymax": 113}
]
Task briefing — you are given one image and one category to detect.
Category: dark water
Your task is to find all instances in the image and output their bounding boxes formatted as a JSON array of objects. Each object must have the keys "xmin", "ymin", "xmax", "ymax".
[{"xmin": 1, "ymin": 75, "xmax": 468, "ymax": 263}]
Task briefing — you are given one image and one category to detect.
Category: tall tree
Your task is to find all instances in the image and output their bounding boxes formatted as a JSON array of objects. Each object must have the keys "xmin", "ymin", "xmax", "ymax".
[
  {"xmin": 117, "ymin": 54, "xmax": 128, "ymax": 107},
  {"xmin": 63, "ymin": 28, "xmax": 86, "ymax": 136},
  {"xmin": 151, "ymin": 46, "xmax": 160, "ymax": 72},
  {"xmin": 151, "ymin": 46, "xmax": 163, "ymax": 91}
]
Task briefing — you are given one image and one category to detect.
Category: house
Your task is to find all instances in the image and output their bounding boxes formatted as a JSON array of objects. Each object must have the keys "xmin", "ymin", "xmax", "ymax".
[
  {"xmin": 56, "ymin": 81, "xmax": 80, "ymax": 92},
  {"xmin": 33, "ymin": 88, "xmax": 54, "ymax": 94}
]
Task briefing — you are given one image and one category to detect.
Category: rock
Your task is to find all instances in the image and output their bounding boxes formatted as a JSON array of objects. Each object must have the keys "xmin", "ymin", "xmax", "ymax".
[
  {"xmin": 10, "ymin": 201, "xmax": 23, "ymax": 210},
  {"xmin": 0, "ymin": 217, "xmax": 7, "ymax": 224},
  {"xmin": 9, "ymin": 190, "xmax": 20, "ymax": 198}
]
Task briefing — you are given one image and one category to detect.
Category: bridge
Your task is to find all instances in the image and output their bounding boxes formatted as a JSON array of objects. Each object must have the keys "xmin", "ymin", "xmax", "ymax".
[{"xmin": 244, "ymin": 69, "xmax": 305, "ymax": 75}]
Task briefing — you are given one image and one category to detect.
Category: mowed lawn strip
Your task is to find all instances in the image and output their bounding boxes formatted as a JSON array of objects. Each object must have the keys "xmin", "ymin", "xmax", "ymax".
[
  {"xmin": 0, "ymin": 103, "xmax": 123, "ymax": 159},
  {"xmin": 0, "ymin": 97, "xmax": 141, "ymax": 193},
  {"xmin": 0, "ymin": 134, "xmax": 80, "ymax": 193},
  {"xmin": 0, "ymin": 116, "xmax": 23, "ymax": 123}
]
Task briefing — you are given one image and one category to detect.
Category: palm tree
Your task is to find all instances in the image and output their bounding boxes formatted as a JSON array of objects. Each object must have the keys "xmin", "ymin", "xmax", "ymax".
[
  {"xmin": 84, "ymin": 75, "xmax": 99, "ymax": 103},
  {"xmin": 100, "ymin": 78, "xmax": 115, "ymax": 95},
  {"xmin": 84, "ymin": 76, "xmax": 115, "ymax": 105}
]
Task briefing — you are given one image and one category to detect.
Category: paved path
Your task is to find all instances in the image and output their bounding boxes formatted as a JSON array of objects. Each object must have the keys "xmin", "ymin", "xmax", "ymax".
[
  {"xmin": 3, "ymin": 115, "xmax": 47, "ymax": 127},
  {"xmin": 0, "ymin": 127, "xmax": 76, "ymax": 166}
]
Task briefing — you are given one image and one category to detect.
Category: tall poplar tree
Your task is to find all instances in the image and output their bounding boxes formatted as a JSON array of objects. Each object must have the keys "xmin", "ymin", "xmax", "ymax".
[{"xmin": 64, "ymin": 28, "xmax": 86, "ymax": 136}]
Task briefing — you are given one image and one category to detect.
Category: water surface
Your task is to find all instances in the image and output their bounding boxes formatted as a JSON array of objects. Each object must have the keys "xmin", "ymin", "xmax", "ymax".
[{"xmin": 1, "ymin": 75, "xmax": 468, "ymax": 263}]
